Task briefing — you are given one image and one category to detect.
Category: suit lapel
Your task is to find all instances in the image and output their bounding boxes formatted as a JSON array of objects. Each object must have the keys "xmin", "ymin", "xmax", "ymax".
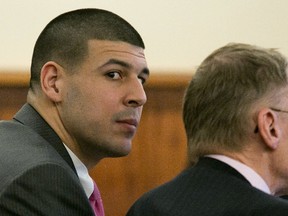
[{"xmin": 13, "ymin": 103, "xmax": 77, "ymax": 174}]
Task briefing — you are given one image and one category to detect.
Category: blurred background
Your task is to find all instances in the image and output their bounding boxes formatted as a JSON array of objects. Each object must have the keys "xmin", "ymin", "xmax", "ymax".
[
  {"xmin": 1, "ymin": 1, "xmax": 288, "ymax": 215},
  {"xmin": 1, "ymin": 0, "xmax": 288, "ymax": 72}
]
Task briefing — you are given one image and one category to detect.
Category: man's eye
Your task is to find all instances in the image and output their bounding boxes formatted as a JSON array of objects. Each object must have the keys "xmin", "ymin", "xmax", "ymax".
[{"xmin": 107, "ymin": 72, "xmax": 122, "ymax": 80}]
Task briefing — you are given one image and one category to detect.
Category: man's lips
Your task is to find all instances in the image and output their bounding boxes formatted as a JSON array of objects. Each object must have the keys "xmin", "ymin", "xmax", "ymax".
[{"xmin": 116, "ymin": 119, "xmax": 138, "ymax": 127}]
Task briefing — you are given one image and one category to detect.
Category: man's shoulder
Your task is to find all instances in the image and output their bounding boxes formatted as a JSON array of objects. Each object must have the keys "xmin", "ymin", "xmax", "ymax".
[
  {"xmin": 0, "ymin": 120, "xmax": 72, "ymax": 183},
  {"xmin": 127, "ymin": 160, "xmax": 288, "ymax": 216},
  {"xmin": 0, "ymin": 120, "xmax": 56, "ymax": 154}
]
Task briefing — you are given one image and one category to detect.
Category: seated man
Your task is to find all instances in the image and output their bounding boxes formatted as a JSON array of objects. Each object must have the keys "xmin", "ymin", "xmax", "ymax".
[
  {"xmin": 0, "ymin": 8, "xmax": 149, "ymax": 215},
  {"xmin": 127, "ymin": 43, "xmax": 288, "ymax": 216}
]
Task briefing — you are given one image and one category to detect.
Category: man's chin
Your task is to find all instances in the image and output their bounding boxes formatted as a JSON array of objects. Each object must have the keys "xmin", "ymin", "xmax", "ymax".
[
  {"xmin": 108, "ymin": 149, "xmax": 131, "ymax": 158},
  {"xmin": 105, "ymin": 143, "xmax": 132, "ymax": 158}
]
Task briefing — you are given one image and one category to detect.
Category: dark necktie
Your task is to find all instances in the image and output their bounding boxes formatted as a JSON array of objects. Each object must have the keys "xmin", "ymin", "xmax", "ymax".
[{"xmin": 89, "ymin": 181, "xmax": 105, "ymax": 216}]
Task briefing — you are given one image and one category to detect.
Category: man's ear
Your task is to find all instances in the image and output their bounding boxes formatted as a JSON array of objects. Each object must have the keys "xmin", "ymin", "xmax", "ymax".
[
  {"xmin": 257, "ymin": 108, "xmax": 281, "ymax": 150},
  {"xmin": 40, "ymin": 61, "xmax": 64, "ymax": 103}
]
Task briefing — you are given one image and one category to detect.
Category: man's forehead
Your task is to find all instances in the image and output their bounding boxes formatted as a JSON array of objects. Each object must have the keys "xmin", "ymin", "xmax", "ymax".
[
  {"xmin": 87, "ymin": 39, "xmax": 145, "ymax": 58},
  {"xmin": 85, "ymin": 39, "xmax": 149, "ymax": 75}
]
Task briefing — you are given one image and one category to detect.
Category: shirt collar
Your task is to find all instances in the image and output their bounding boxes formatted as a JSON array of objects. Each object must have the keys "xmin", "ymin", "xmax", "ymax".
[
  {"xmin": 63, "ymin": 144, "xmax": 94, "ymax": 198},
  {"xmin": 206, "ymin": 154, "xmax": 271, "ymax": 194}
]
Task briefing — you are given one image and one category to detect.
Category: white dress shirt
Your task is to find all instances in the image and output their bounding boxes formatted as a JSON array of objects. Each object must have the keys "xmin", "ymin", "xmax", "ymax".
[
  {"xmin": 64, "ymin": 144, "xmax": 94, "ymax": 198},
  {"xmin": 206, "ymin": 154, "xmax": 271, "ymax": 194}
]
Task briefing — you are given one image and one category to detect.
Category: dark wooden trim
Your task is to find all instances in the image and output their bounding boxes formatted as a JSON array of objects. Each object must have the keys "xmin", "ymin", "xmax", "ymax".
[
  {"xmin": 0, "ymin": 71, "xmax": 193, "ymax": 88},
  {"xmin": 146, "ymin": 73, "xmax": 192, "ymax": 88},
  {"xmin": 0, "ymin": 72, "xmax": 30, "ymax": 87}
]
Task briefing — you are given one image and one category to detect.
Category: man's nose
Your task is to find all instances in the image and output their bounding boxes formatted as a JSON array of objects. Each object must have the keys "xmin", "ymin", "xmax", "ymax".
[{"xmin": 124, "ymin": 79, "xmax": 147, "ymax": 107}]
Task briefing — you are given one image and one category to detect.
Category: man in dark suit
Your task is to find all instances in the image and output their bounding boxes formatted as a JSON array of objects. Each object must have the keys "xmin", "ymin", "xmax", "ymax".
[
  {"xmin": 0, "ymin": 8, "xmax": 149, "ymax": 215},
  {"xmin": 127, "ymin": 43, "xmax": 288, "ymax": 216}
]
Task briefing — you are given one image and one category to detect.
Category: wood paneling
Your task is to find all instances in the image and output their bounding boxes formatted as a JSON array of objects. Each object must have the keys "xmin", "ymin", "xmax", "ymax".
[
  {"xmin": 0, "ymin": 72, "xmax": 192, "ymax": 216},
  {"xmin": 0, "ymin": 87, "xmax": 28, "ymax": 119},
  {"xmin": 0, "ymin": 72, "xmax": 30, "ymax": 119}
]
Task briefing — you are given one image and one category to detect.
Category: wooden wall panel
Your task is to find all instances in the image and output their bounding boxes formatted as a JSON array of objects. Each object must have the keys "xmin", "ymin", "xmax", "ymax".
[
  {"xmin": 0, "ymin": 72, "xmax": 30, "ymax": 119},
  {"xmin": 0, "ymin": 72, "xmax": 192, "ymax": 216},
  {"xmin": 0, "ymin": 87, "xmax": 28, "ymax": 119}
]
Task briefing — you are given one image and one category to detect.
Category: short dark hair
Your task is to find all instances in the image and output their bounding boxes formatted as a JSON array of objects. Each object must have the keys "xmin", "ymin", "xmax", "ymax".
[
  {"xmin": 183, "ymin": 43, "xmax": 288, "ymax": 163},
  {"xmin": 30, "ymin": 8, "xmax": 145, "ymax": 90}
]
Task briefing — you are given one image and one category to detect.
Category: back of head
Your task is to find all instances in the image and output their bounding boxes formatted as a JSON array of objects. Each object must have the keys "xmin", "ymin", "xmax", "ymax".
[
  {"xmin": 183, "ymin": 43, "xmax": 288, "ymax": 164},
  {"xmin": 30, "ymin": 8, "xmax": 145, "ymax": 90}
]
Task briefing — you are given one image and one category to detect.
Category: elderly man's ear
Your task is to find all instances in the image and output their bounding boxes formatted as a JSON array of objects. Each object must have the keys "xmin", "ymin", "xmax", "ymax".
[{"xmin": 257, "ymin": 108, "xmax": 281, "ymax": 150}]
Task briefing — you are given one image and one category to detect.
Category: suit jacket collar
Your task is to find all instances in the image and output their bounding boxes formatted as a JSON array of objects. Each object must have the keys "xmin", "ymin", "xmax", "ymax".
[
  {"xmin": 13, "ymin": 103, "xmax": 77, "ymax": 174},
  {"xmin": 196, "ymin": 157, "xmax": 250, "ymax": 184}
]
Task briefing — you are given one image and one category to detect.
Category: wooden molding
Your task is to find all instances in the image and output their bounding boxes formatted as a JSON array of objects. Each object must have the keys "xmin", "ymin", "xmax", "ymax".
[
  {"xmin": 0, "ymin": 71, "xmax": 193, "ymax": 88},
  {"xmin": 0, "ymin": 72, "xmax": 30, "ymax": 87},
  {"xmin": 146, "ymin": 73, "xmax": 192, "ymax": 88}
]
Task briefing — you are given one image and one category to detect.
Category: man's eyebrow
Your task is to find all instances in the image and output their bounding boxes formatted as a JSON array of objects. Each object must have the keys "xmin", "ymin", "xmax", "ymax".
[{"xmin": 100, "ymin": 59, "xmax": 131, "ymax": 69}]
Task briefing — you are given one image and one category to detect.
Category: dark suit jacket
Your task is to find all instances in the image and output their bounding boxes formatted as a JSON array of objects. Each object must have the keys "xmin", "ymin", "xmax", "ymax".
[
  {"xmin": 0, "ymin": 104, "xmax": 94, "ymax": 215},
  {"xmin": 127, "ymin": 157, "xmax": 288, "ymax": 216}
]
